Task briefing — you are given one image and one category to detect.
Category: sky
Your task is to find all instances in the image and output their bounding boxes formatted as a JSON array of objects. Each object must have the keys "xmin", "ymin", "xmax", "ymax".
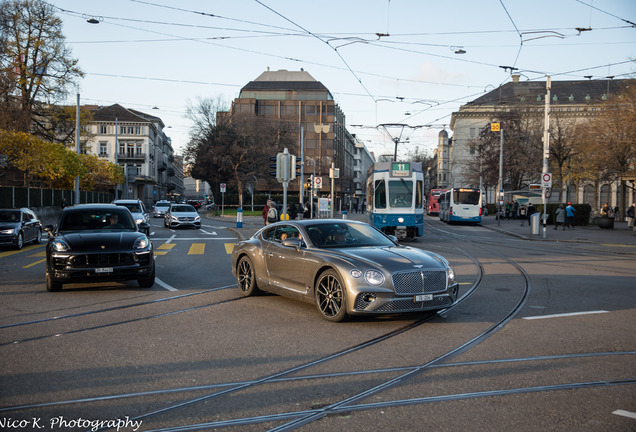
[{"xmin": 48, "ymin": 0, "xmax": 635, "ymax": 160}]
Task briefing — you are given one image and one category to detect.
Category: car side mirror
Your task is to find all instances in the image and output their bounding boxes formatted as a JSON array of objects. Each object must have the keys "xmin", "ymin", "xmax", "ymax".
[
  {"xmin": 138, "ymin": 222, "xmax": 150, "ymax": 232},
  {"xmin": 281, "ymin": 237, "xmax": 302, "ymax": 250},
  {"xmin": 44, "ymin": 225, "xmax": 55, "ymax": 236}
]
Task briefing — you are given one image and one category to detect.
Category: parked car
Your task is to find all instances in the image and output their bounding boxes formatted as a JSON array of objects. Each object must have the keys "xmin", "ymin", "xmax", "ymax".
[
  {"xmin": 231, "ymin": 220, "xmax": 459, "ymax": 322},
  {"xmin": 152, "ymin": 200, "xmax": 171, "ymax": 218},
  {"xmin": 0, "ymin": 208, "xmax": 42, "ymax": 250},
  {"xmin": 112, "ymin": 199, "xmax": 150, "ymax": 235},
  {"xmin": 164, "ymin": 204, "xmax": 201, "ymax": 229},
  {"xmin": 43, "ymin": 204, "xmax": 154, "ymax": 292}
]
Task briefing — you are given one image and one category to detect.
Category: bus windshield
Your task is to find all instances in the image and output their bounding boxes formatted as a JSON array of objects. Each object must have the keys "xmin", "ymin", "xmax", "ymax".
[{"xmin": 453, "ymin": 189, "xmax": 480, "ymax": 205}]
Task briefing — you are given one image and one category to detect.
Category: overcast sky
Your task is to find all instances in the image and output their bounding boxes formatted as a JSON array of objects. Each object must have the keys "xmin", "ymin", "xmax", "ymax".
[{"xmin": 49, "ymin": 0, "xmax": 635, "ymax": 160}]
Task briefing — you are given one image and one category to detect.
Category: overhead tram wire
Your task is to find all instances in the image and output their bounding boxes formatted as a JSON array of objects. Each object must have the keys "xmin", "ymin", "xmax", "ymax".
[{"xmin": 253, "ymin": 0, "xmax": 377, "ymax": 103}]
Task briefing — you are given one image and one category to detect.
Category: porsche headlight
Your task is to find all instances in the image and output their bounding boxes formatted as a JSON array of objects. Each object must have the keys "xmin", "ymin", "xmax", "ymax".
[
  {"xmin": 134, "ymin": 236, "xmax": 150, "ymax": 249},
  {"xmin": 0, "ymin": 228, "xmax": 15, "ymax": 234},
  {"xmin": 51, "ymin": 238, "xmax": 70, "ymax": 252},
  {"xmin": 365, "ymin": 270, "xmax": 385, "ymax": 286}
]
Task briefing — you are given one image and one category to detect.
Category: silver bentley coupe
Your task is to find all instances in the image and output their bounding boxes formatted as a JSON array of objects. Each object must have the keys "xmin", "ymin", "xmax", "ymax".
[{"xmin": 231, "ymin": 219, "xmax": 459, "ymax": 322}]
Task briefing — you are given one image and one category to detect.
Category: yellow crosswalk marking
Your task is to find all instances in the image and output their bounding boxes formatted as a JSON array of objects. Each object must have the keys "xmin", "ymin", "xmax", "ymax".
[
  {"xmin": 224, "ymin": 243, "xmax": 235, "ymax": 254},
  {"xmin": 188, "ymin": 243, "xmax": 205, "ymax": 255},
  {"xmin": 155, "ymin": 243, "xmax": 175, "ymax": 255}
]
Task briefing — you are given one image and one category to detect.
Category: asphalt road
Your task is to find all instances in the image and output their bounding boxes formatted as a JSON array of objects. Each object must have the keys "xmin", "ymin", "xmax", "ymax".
[{"xmin": 0, "ymin": 213, "xmax": 634, "ymax": 431}]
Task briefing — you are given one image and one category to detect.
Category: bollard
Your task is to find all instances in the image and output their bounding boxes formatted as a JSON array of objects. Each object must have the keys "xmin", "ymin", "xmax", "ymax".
[
  {"xmin": 342, "ymin": 210, "xmax": 347, "ymax": 220},
  {"xmin": 236, "ymin": 208, "xmax": 243, "ymax": 228}
]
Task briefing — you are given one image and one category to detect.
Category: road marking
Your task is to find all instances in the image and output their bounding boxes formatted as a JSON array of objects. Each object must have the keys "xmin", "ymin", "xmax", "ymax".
[
  {"xmin": 151, "ymin": 237, "xmax": 236, "ymax": 241},
  {"xmin": 0, "ymin": 244, "xmax": 43, "ymax": 258},
  {"xmin": 29, "ymin": 251, "xmax": 46, "ymax": 257},
  {"xmin": 199, "ymin": 229, "xmax": 217, "ymax": 235},
  {"xmin": 613, "ymin": 410, "xmax": 636, "ymax": 420},
  {"xmin": 522, "ymin": 310, "xmax": 608, "ymax": 320},
  {"xmin": 24, "ymin": 258, "xmax": 46, "ymax": 268},
  {"xmin": 154, "ymin": 277, "xmax": 178, "ymax": 291},
  {"xmin": 224, "ymin": 243, "xmax": 235, "ymax": 254},
  {"xmin": 601, "ymin": 243, "xmax": 636, "ymax": 248},
  {"xmin": 188, "ymin": 243, "xmax": 205, "ymax": 255},
  {"xmin": 155, "ymin": 243, "xmax": 175, "ymax": 256}
]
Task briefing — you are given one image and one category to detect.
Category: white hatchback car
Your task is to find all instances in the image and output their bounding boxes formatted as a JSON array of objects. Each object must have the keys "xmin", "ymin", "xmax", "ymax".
[
  {"xmin": 152, "ymin": 200, "xmax": 171, "ymax": 218},
  {"xmin": 112, "ymin": 199, "xmax": 150, "ymax": 235}
]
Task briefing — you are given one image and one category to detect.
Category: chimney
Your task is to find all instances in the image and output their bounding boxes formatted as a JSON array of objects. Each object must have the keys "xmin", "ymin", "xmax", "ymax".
[{"xmin": 512, "ymin": 74, "xmax": 520, "ymax": 83}]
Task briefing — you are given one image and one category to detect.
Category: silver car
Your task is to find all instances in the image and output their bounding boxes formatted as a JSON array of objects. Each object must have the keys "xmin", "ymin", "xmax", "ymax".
[
  {"xmin": 231, "ymin": 219, "xmax": 459, "ymax": 322},
  {"xmin": 113, "ymin": 199, "xmax": 150, "ymax": 235},
  {"xmin": 164, "ymin": 204, "xmax": 201, "ymax": 229},
  {"xmin": 152, "ymin": 200, "xmax": 171, "ymax": 218}
]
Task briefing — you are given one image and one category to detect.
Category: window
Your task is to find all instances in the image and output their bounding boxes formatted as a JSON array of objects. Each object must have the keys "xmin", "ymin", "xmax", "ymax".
[
  {"xmin": 135, "ymin": 126, "xmax": 142, "ymax": 134},
  {"xmin": 416, "ymin": 181, "xmax": 423, "ymax": 209},
  {"xmin": 99, "ymin": 142, "xmax": 108, "ymax": 156},
  {"xmin": 374, "ymin": 180, "xmax": 386, "ymax": 209},
  {"xmin": 99, "ymin": 125, "xmax": 108, "ymax": 134},
  {"xmin": 306, "ymin": 105, "xmax": 316, "ymax": 115},
  {"xmin": 469, "ymin": 128, "xmax": 475, "ymax": 138},
  {"xmin": 388, "ymin": 180, "xmax": 413, "ymax": 208}
]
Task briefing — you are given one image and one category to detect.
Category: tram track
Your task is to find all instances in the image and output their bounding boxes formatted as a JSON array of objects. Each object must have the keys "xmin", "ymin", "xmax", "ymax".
[{"xmin": 2, "ymin": 222, "xmax": 632, "ymax": 431}]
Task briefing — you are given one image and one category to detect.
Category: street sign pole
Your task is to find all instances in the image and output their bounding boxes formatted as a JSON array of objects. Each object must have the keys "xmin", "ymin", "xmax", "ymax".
[{"xmin": 542, "ymin": 77, "xmax": 551, "ymax": 239}]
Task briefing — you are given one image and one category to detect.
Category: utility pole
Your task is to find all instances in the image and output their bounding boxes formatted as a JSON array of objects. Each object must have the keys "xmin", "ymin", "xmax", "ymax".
[
  {"xmin": 75, "ymin": 93, "xmax": 80, "ymax": 205},
  {"xmin": 542, "ymin": 76, "xmax": 552, "ymax": 239}
]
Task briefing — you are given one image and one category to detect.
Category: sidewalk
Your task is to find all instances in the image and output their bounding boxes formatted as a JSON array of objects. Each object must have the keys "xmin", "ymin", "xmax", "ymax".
[{"xmin": 480, "ymin": 214, "xmax": 636, "ymax": 246}]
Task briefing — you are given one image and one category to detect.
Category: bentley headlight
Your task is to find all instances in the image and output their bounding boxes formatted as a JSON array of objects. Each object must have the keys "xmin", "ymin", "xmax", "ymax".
[
  {"xmin": 51, "ymin": 238, "xmax": 70, "ymax": 252},
  {"xmin": 365, "ymin": 270, "xmax": 385, "ymax": 286},
  {"xmin": 350, "ymin": 269, "xmax": 363, "ymax": 278},
  {"xmin": 134, "ymin": 236, "xmax": 150, "ymax": 249}
]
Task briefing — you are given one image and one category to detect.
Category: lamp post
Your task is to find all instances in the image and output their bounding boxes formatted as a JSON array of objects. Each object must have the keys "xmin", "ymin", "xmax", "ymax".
[{"xmin": 75, "ymin": 93, "xmax": 80, "ymax": 205}]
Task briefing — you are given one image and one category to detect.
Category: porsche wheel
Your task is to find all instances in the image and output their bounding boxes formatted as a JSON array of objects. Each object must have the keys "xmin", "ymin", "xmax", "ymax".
[
  {"xmin": 315, "ymin": 269, "xmax": 347, "ymax": 322},
  {"xmin": 45, "ymin": 263, "xmax": 62, "ymax": 292},
  {"xmin": 237, "ymin": 256, "xmax": 259, "ymax": 296}
]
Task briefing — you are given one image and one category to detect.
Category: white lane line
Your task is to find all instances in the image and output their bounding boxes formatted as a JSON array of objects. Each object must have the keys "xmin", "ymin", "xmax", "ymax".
[
  {"xmin": 522, "ymin": 310, "xmax": 608, "ymax": 320},
  {"xmin": 613, "ymin": 410, "xmax": 636, "ymax": 420},
  {"xmin": 155, "ymin": 277, "xmax": 178, "ymax": 292},
  {"xmin": 165, "ymin": 234, "xmax": 176, "ymax": 244},
  {"xmin": 199, "ymin": 230, "xmax": 217, "ymax": 235}
]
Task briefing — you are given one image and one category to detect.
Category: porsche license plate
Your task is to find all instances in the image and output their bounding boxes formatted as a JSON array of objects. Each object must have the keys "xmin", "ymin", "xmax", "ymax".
[
  {"xmin": 415, "ymin": 294, "xmax": 433, "ymax": 302},
  {"xmin": 95, "ymin": 267, "xmax": 113, "ymax": 273}
]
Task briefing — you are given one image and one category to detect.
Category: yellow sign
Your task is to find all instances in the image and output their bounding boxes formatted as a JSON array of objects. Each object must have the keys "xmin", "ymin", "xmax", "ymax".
[{"xmin": 491, "ymin": 123, "xmax": 500, "ymax": 132}]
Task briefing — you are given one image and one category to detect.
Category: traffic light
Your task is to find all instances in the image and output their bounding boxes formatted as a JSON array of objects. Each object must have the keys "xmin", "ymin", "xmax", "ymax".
[{"xmin": 269, "ymin": 155, "xmax": 277, "ymax": 177}]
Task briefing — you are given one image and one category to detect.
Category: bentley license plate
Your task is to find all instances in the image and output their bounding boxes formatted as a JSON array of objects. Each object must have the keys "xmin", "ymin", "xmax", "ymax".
[
  {"xmin": 415, "ymin": 294, "xmax": 433, "ymax": 302},
  {"xmin": 95, "ymin": 267, "xmax": 113, "ymax": 273}
]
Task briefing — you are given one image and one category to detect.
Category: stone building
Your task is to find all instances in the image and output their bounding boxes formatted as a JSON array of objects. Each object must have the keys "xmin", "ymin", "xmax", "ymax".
[
  {"xmin": 223, "ymin": 69, "xmax": 373, "ymax": 208},
  {"xmin": 450, "ymin": 76, "xmax": 635, "ymax": 210}
]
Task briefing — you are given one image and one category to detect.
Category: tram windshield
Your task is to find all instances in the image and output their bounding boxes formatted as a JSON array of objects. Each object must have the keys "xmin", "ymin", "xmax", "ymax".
[{"xmin": 389, "ymin": 180, "xmax": 413, "ymax": 208}]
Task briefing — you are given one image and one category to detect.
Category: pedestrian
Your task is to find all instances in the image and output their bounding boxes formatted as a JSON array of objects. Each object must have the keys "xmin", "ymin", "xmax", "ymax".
[
  {"xmin": 512, "ymin": 200, "xmax": 519, "ymax": 220},
  {"xmin": 600, "ymin": 202, "xmax": 611, "ymax": 217},
  {"xmin": 525, "ymin": 203, "xmax": 536, "ymax": 227},
  {"xmin": 627, "ymin": 203, "xmax": 635, "ymax": 229},
  {"xmin": 61, "ymin": 197, "xmax": 68, "ymax": 209},
  {"xmin": 519, "ymin": 205, "xmax": 527, "ymax": 226},
  {"xmin": 554, "ymin": 204, "xmax": 566, "ymax": 230},
  {"xmin": 565, "ymin": 202, "xmax": 576, "ymax": 229},
  {"xmin": 266, "ymin": 201, "xmax": 279, "ymax": 225},
  {"xmin": 261, "ymin": 199, "xmax": 272, "ymax": 225}
]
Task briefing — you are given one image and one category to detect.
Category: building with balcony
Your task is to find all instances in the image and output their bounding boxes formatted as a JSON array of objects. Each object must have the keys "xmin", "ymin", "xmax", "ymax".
[{"xmin": 87, "ymin": 104, "xmax": 183, "ymax": 207}]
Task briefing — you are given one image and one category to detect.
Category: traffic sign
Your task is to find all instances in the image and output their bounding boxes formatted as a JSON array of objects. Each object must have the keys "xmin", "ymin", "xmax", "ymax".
[
  {"xmin": 541, "ymin": 173, "xmax": 552, "ymax": 188},
  {"xmin": 314, "ymin": 176, "xmax": 323, "ymax": 189},
  {"xmin": 220, "ymin": 183, "xmax": 226, "ymax": 193},
  {"xmin": 491, "ymin": 122, "xmax": 500, "ymax": 132}
]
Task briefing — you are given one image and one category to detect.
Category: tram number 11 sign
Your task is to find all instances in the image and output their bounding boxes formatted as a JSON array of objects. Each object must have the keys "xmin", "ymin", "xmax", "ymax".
[{"xmin": 391, "ymin": 162, "xmax": 411, "ymax": 177}]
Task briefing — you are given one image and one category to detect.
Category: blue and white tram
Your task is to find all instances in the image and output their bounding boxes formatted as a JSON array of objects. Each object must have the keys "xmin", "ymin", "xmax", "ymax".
[
  {"xmin": 366, "ymin": 161, "xmax": 424, "ymax": 240},
  {"xmin": 439, "ymin": 188, "xmax": 482, "ymax": 224}
]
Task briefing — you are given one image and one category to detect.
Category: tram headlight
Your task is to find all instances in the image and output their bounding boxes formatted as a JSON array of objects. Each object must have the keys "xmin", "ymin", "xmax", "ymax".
[{"xmin": 398, "ymin": 217, "xmax": 404, "ymax": 223}]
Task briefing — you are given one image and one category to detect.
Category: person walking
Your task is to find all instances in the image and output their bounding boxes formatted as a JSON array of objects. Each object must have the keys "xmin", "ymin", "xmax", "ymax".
[
  {"xmin": 565, "ymin": 202, "xmax": 576, "ymax": 229},
  {"xmin": 261, "ymin": 199, "xmax": 272, "ymax": 225},
  {"xmin": 554, "ymin": 204, "xmax": 566, "ymax": 230},
  {"xmin": 627, "ymin": 203, "xmax": 635, "ymax": 229},
  {"xmin": 519, "ymin": 204, "xmax": 528, "ymax": 226},
  {"xmin": 266, "ymin": 201, "xmax": 279, "ymax": 225}
]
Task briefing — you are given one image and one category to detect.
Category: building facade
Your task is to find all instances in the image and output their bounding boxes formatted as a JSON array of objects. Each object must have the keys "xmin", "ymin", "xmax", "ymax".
[
  {"xmin": 450, "ymin": 76, "xmax": 635, "ymax": 211},
  {"xmin": 87, "ymin": 104, "xmax": 183, "ymax": 208},
  {"xmin": 225, "ymin": 69, "xmax": 372, "ymax": 208}
]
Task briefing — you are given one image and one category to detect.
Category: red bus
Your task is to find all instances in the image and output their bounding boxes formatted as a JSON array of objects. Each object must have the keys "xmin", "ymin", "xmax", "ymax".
[{"xmin": 427, "ymin": 189, "xmax": 447, "ymax": 215}]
